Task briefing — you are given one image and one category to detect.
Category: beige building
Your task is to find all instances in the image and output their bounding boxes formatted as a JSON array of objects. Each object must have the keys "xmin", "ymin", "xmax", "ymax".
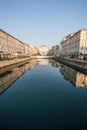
[
  {"xmin": 0, "ymin": 29, "xmax": 25, "ymax": 57},
  {"xmin": 38, "ymin": 45, "xmax": 48, "ymax": 56},
  {"xmin": 24, "ymin": 44, "xmax": 38, "ymax": 57},
  {"xmin": 60, "ymin": 29, "xmax": 87, "ymax": 59},
  {"xmin": 51, "ymin": 29, "xmax": 87, "ymax": 59},
  {"xmin": 0, "ymin": 29, "xmax": 38, "ymax": 59},
  {"xmin": 28, "ymin": 45, "xmax": 38, "ymax": 56}
]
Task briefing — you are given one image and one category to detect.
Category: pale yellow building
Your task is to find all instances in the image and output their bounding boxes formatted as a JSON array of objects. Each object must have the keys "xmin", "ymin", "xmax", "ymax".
[
  {"xmin": 0, "ymin": 29, "xmax": 25, "ymax": 57},
  {"xmin": 60, "ymin": 29, "xmax": 87, "ymax": 59},
  {"xmin": 0, "ymin": 29, "xmax": 38, "ymax": 59},
  {"xmin": 51, "ymin": 29, "xmax": 87, "ymax": 59},
  {"xmin": 24, "ymin": 44, "xmax": 38, "ymax": 57},
  {"xmin": 38, "ymin": 45, "xmax": 48, "ymax": 56}
]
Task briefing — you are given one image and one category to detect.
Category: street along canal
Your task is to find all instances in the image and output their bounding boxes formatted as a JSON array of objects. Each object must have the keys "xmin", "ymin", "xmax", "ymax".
[{"xmin": 0, "ymin": 59, "xmax": 87, "ymax": 129}]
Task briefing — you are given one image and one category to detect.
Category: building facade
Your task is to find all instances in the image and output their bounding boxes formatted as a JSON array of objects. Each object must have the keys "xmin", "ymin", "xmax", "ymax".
[
  {"xmin": 60, "ymin": 29, "xmax": 87, "ymax": 59},
  {"xmin": 51, "ymin": 29, "xmax": 87, "ymax": 59},
  {"xmin": 0, "ymin": 29, "xmax": 37, "ymax": 60},
  {"xmin": 50, "ymin": 45, "xmax": 60, "ymax": 56},
  {"xmin": 38, "ymin": 45, "xmax": 48, "ymax": 56}
]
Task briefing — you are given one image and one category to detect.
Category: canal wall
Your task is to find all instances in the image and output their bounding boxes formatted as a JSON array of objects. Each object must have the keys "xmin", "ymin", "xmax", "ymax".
[
  {"xmin": 54, "ymin": 57, "xmax": 87, "ymax": 73},
  {"xmin": 0, "ymin": 56, "xmax": 37, "ymax": 74}
]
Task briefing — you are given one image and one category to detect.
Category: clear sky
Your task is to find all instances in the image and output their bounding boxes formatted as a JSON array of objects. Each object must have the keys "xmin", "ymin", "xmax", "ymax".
[{"xmin": 0, "ymin": 0, "xmax": 87, "ymax": 49}]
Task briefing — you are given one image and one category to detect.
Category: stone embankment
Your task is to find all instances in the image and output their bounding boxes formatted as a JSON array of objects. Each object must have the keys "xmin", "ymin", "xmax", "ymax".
[
  {"xmin": 54, "ymin": 57, "xmax": 87, "ymax": 74},
  {"xmin": 0, "ymin": 56, "xmax": 37, "ymax": 74}
]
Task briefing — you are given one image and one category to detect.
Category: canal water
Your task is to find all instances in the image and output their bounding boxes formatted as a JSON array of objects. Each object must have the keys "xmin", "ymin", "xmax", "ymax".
[{"xmin": 0, "ymin": 59, "xmax": 87, "ymax": 129}]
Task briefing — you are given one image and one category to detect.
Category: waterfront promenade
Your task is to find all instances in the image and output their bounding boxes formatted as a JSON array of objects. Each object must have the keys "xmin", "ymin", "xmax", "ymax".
[
  {"xmin": 0, "ymin": 56, "xmax": 37, "ymax": 74},
  {"xmin": 0, "ymin": 56, "xmax": 52, "ymax": 69},
  {"xmin": 0, "ymin": 56, "xmax": 38, "ymax": 68},
  {"xmin": 0, "ymin": 58, "xmax": 30, "ymax": 68}
]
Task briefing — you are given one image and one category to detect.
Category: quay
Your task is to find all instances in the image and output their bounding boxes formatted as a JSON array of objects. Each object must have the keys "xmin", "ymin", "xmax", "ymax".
[
  {"xmin": 54, "ymin": 56, "xmax": 87, "ymax": 74},
  {"xmin": 0, "ymin": 56, "xmax": 51, "ymax": 72},
  {"xmin": 0, "ymin": 56, "xmax": 37, "ymax": 74},
  {"xmin": 1, "ymin": 55, "xmax": 87, "ymax": 75}
]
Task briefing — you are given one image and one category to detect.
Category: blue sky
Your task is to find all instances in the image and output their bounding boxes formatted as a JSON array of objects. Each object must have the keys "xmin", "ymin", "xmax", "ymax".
[{"xmin": 0, "ymin": 0, "xmax": 87, "ymax": 49}]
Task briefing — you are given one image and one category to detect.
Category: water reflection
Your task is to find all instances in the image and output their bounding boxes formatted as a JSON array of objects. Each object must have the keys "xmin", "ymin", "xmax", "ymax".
[
  {"xmin": 0, "ymin": 60, "xmax": 37, "ymax": 94},
  {"xmin": 0, "ymin": 59, "xmax": 49, "ymax": 95},
  {"xmin": 49, "ymin": 60, "xmax": 60, "ymax": 68},
  {"xmin": 1, "ymin": 59, "xmax": 87, "ymax": 95},
  {"xmin": 49, "ymin": 60, "xmax": 87, "ymax": 88},
  {"xmin": 60, "ymin": 64, "xmax": 87, "ymax": 88},
  {"xmin": 37, "ymin": 59, "xmax": 49, "ymax": 66},
  {"xmin": 1, "ymin": 59, "xmax": 87, "ymax": 129}
]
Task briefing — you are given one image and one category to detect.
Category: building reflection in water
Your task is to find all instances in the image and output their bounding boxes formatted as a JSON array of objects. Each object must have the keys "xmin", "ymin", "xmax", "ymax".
[
  {"xmin": 50, "ymin": 60, "xmax": 87, "ymax": 88},
  {"xmin": 59, "ymin": 64, "xmax": 87, "ymax": 88},
  {"xmin": 37, "ymin": 59, "xmax": 49, "ymax": 66},
  {"xmin": 0, "ymin": 59, "xmax": 50, "ymax": 95},
  {"xmin": 49, "ymin": 60, "xmax": 60, "ymax": 68},
  {"xmin": 0, "ymin": 60, "xmax": 37, "ymax": 95},
  {"xmin": 1, "ymin": 59, "xmax": 87, "ymax": 95}
]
